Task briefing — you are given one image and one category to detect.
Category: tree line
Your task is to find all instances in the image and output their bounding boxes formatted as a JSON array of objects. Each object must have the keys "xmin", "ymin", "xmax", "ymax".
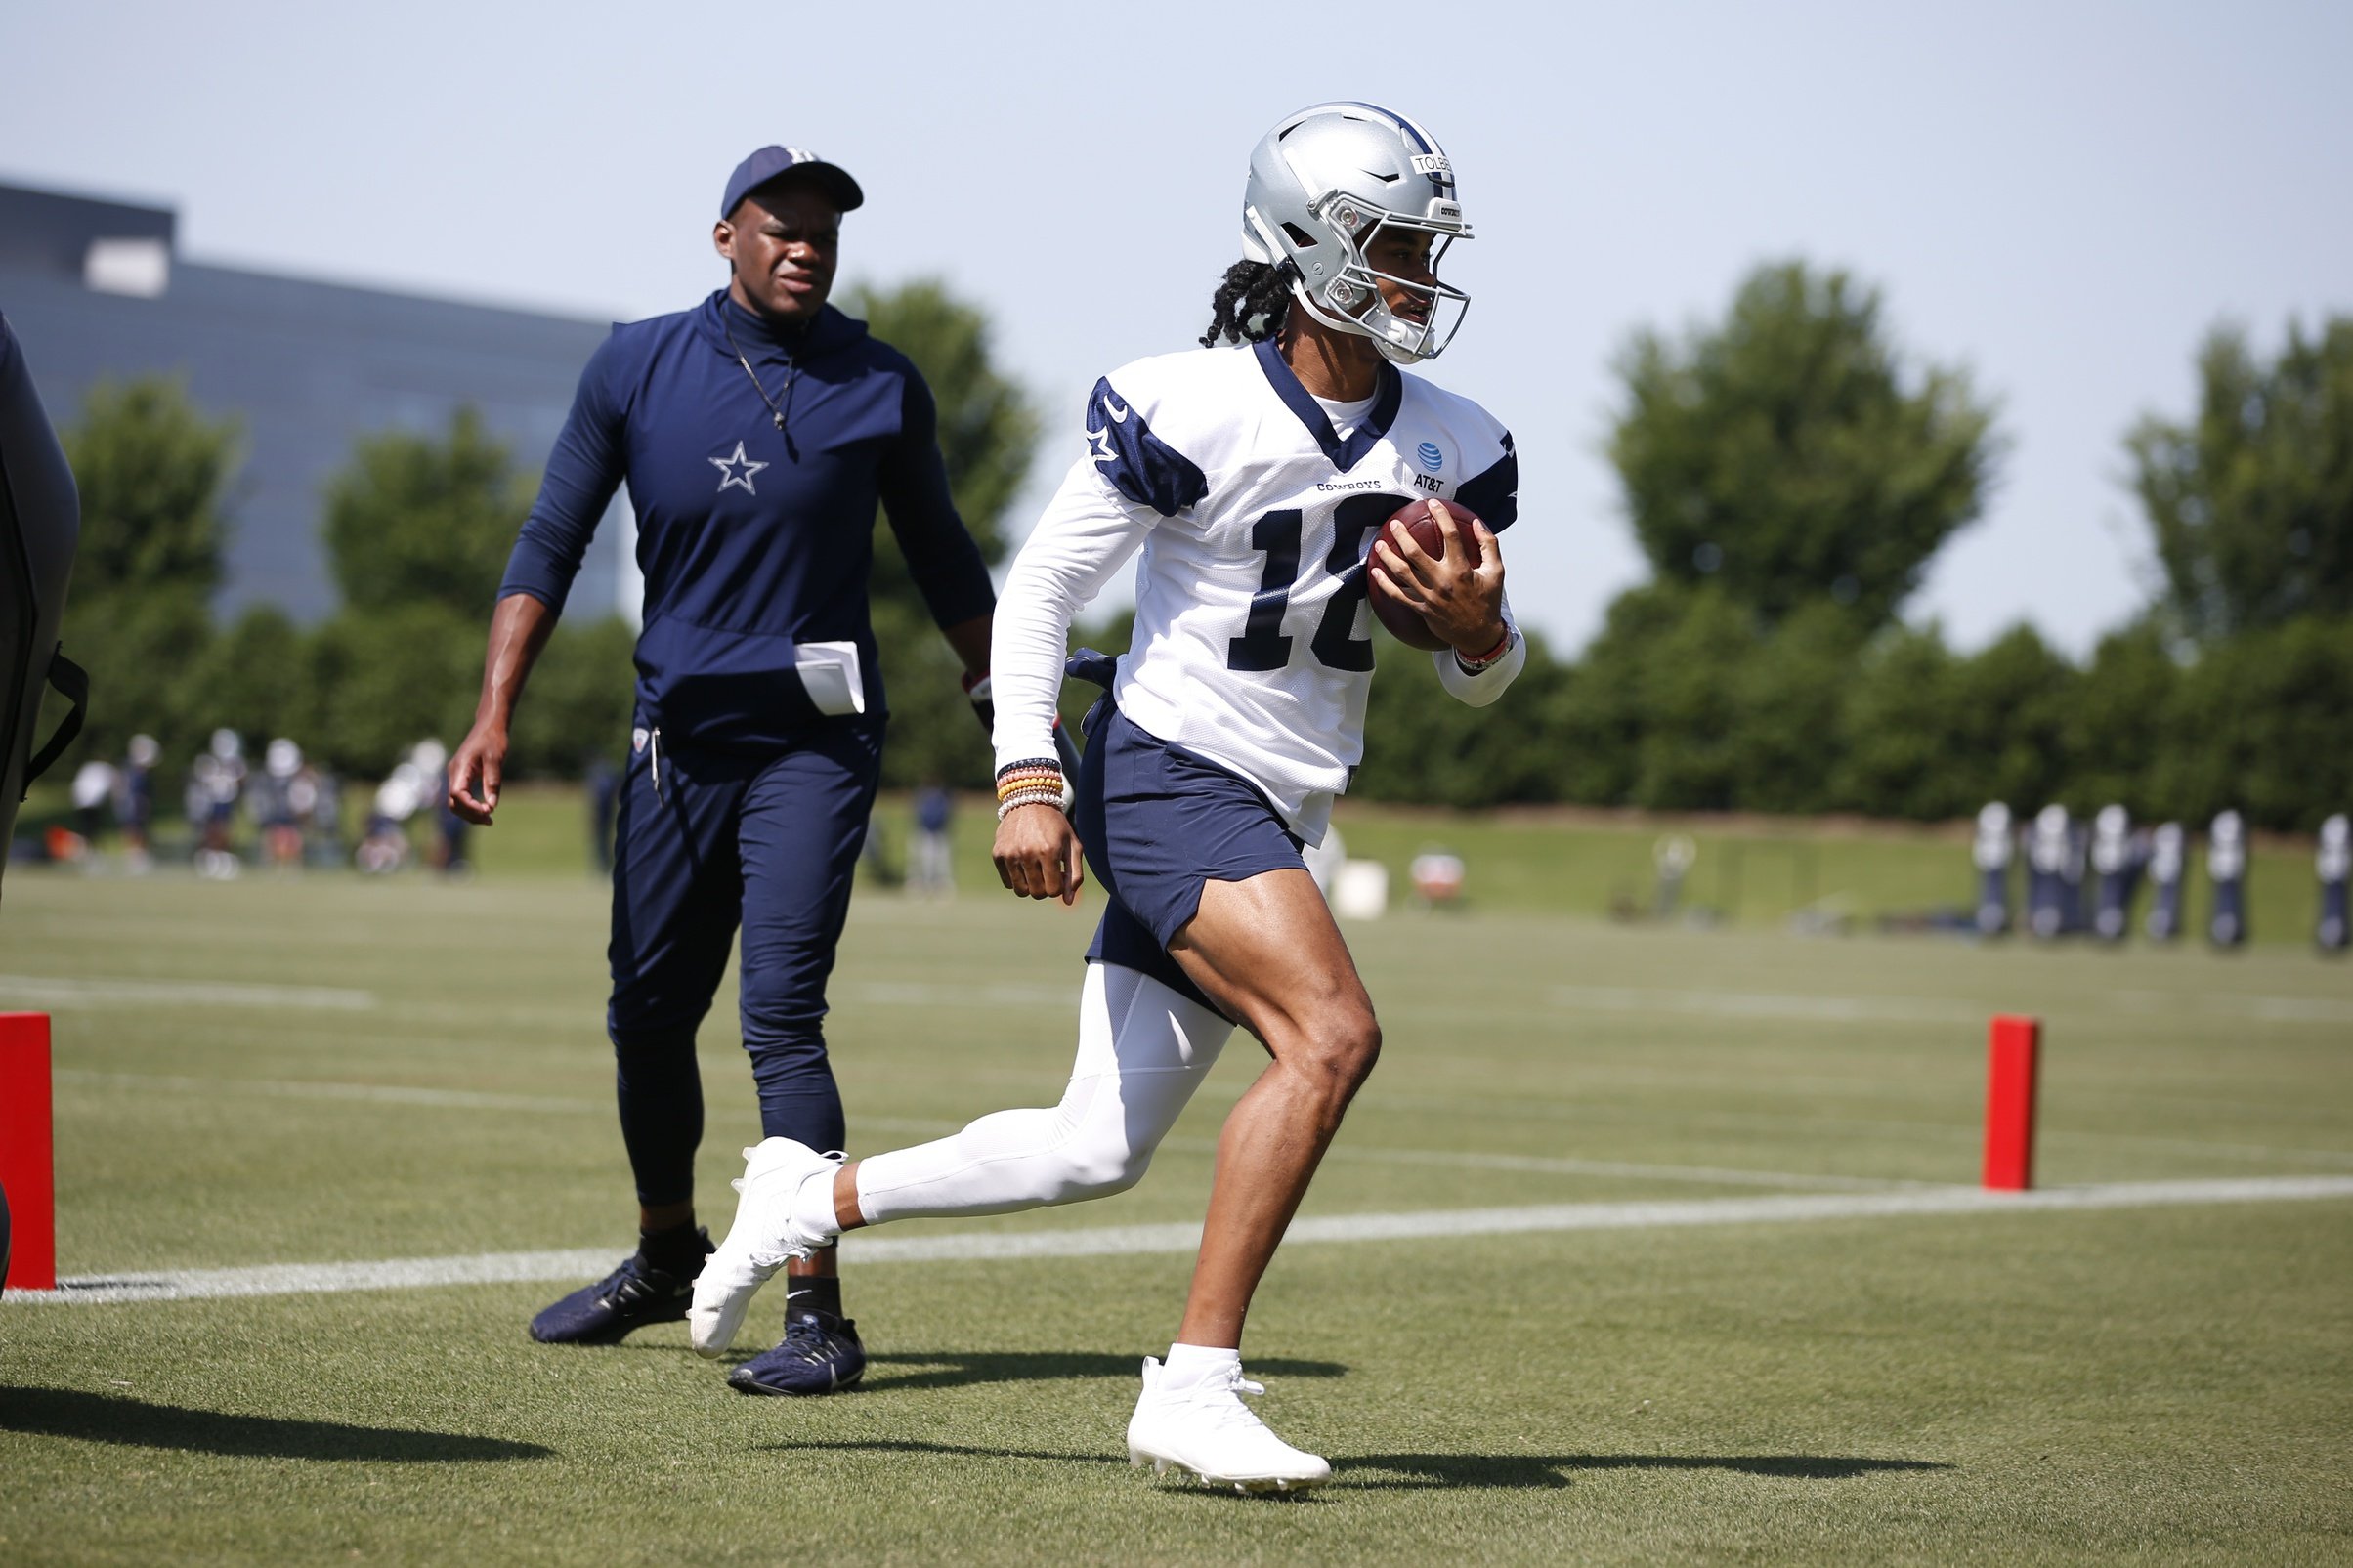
[
  {"xmin": 1353, "ymin": 269, "xmax": 2348, "ymax": 831},
  {"xmin": 52, "ymin": 265, "xmax": 2353, "ymax": 830}
]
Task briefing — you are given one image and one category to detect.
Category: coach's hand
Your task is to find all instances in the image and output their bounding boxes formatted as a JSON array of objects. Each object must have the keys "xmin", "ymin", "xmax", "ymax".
[
  {"xmin": 994, "ymin": 803, "xmax": 1084, "ymax": 906},
  {"xmin": 448, "ymin": 720, "xmax": 508, "ymax": 826}
]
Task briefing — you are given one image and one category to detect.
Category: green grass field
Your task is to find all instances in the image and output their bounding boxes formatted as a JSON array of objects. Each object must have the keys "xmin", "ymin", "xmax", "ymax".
[{"xmin": 3, "ymin": 859, "xmax": 2350, "ymax": 1564}]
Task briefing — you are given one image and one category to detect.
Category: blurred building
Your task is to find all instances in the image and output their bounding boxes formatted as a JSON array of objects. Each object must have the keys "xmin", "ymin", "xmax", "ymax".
[{"xmin": 0, "ymin": 178, "xmax": 638, "ymax": 623}]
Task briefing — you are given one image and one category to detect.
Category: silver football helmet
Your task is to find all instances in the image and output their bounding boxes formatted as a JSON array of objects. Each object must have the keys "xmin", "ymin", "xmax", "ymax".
[{"xmin": 1242, "ymin": 103, "xmax": 1472, "ymax": 363}]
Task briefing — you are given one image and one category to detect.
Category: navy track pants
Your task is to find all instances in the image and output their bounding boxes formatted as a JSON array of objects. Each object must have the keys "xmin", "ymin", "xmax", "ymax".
[{"xmin": 605, "ymin": 717, "xmax": 883, "ymax": 1207}]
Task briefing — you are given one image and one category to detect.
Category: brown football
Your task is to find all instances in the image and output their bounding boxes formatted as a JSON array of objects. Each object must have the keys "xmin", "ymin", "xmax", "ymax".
[{"xmin": 1369, "ymin": 497, "xmax": 1485, "ymax": 651}]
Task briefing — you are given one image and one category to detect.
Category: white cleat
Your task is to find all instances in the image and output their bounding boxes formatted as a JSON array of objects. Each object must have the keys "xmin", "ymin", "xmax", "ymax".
[
  {"xmin": 1125, "ymin": 1356, "xmax": 1332, "ymax": 1494},
  {"xmin": 686, "ymin": 1137, "xmax": 840, "ymax": 1357}
]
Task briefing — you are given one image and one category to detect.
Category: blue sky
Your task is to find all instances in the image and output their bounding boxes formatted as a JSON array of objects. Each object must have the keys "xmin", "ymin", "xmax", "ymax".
[{"xmin": 3, "ymin": 0, "xmax": 2346, "ymax": 656}]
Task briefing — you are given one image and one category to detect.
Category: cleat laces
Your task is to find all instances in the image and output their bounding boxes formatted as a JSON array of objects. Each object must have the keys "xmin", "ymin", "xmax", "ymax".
[
  {"xmin": 776, "ymin": 1314, "xmax": 837, "ymax": 1362},
  {"xmin": 587, "ymin": 1260, "xmax": 639, "ymax": 1304},
  {"xmin": 597, "ymin": 1255, "xmax": 678, "ymax": 1308},
  {"xmin": 1178, "ymin": 1369, "xmax": 1271, "ymax": 1428}
]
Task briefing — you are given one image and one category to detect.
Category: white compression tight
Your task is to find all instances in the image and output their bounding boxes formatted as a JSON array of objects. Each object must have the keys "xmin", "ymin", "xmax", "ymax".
[{"xmin": 852, "ymin": 962, "xmax": 1233, "ymax": 1224}]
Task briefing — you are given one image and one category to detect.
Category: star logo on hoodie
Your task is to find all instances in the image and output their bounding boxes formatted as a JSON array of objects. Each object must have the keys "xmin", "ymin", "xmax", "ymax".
[{"xmin": 710, "ymin": 441, "xmax": 769, "ymax": 495}]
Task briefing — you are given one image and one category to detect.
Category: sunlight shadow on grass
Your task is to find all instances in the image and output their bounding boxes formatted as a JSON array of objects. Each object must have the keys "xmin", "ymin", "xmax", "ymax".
[
  {"xmin": 0, "ymin": 1386, "xmax": 553, "ymax": 1462},
  {"xmin": 763, "ymin": 1438, "xmax": 1123, "ymax": 1465},
  {"xmin": 1340, "ymin": 1452, "xmax": 1955, "ymax": 1490}
]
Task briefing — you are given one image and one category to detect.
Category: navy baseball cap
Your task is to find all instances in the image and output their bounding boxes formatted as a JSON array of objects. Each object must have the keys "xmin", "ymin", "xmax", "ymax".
[{"xmin": 721, "ymin": 146, "xmax": 865, "ymax": 219}]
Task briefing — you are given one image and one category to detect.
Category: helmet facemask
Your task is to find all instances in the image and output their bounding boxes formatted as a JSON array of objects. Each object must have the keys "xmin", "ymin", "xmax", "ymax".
[{"xmin": 1287, "ymin": 195, "xmax": 1470, "ymax": 364}]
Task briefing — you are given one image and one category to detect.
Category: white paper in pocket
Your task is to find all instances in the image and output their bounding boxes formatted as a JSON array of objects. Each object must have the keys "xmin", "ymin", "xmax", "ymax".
[{"xmin": 793, "ymin": 640, "xmax": 867, "ymax": 716}]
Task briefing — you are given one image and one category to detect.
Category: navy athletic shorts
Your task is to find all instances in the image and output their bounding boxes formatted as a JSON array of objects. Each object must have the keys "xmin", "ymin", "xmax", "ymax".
[{"xmin": 1075, "ymin": 697, "xmax": 1305, "ymax": 1013}]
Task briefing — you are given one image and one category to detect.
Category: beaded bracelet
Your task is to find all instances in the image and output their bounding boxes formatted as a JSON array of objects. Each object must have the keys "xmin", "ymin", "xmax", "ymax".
[
  {"xmin": 996, "ymin": 784, "xmax": 1066, "ymax": 821},
  {"xmin": 995, "ymin": 758, "xmax": 1061, "ymax": 793},
  {"xmin": 995, "ymin": 757, "xmax": 1067, "ymax": 821}
]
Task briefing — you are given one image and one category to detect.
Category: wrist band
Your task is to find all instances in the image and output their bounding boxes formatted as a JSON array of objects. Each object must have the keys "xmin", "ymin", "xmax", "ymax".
[{"xmin": 1455, "ymin": 627, "xmax": 1514, "ymax": 670}]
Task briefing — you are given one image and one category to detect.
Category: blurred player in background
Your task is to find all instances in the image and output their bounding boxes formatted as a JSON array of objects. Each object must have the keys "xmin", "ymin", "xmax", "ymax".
[
  {"xmin": 449, "ymin": 144, "xmax": 999, "ymax": 1397},
  {"xmin": 357, "ymin": 761, "xmax": 423, "ymax": 875},
  {"xmin": 584, "ymin": 750, "xmax": 619, "ymax": 876},
  {"xmin": 258, "ymin": 738, "xmax": 305, "ymax": 869},
  {"xmin": 68, "ymin": 754, "xmax": 115, "ymax": 856},
  {"xmin": 2318, "ymin": 814, "xmax": 2349, "ymax": 953},
  {"xmin": 116, "ymin": 734, "xmax": 158, "ymax": 873},
  {"xmin": 2146, "ymin": 821, "xmax": 2188, "ymax": 940},
  {"xmin": 412, "ymin": 739, "xmax": 468, "ymax": 876},
  {"xmin": 2208, "ymin": 810, "xmax": 2248, "ymax": 947},
  {"xmin": 193, "ymin": 729, "xmax": 245, "ymax": 879},
  {"xmin": 1972, "ymin": 801, "xmax": 2013, "ymax": 936},
  {"xmin": 909, "ymin": 780, "xmax": 954, "ymax": 899},
  {"xmin": 690, "ymin": 105, "xmax": 1525, "ymax": 1491}
]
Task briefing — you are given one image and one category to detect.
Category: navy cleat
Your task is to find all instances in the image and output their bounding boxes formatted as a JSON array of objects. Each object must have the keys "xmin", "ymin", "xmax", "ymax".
[
  {"xmin": 727, "ymin": 1310, "xmax": 867, "ymax": 1396},
  {"xmin": 529, "ymin": 1231, "xmax": 713, "ymax": 1345}
]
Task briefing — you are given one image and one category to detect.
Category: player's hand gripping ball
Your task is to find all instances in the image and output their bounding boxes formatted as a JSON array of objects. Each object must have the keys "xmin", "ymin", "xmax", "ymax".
[{"xmin": 1370, "ymin": 497, "xmax": 1487, "ymax": 651}]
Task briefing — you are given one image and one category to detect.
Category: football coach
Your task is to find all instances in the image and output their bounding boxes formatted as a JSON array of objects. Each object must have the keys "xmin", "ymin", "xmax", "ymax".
[{"xmin": 449, "ymin": 145, "xmax": 999, "ymax": 1396}]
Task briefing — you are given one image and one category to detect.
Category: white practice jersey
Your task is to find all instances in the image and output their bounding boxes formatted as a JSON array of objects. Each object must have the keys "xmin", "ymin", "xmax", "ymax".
[{"xmin": 992, "ymin": 339, "xmax": 1523, "ymax": 844}]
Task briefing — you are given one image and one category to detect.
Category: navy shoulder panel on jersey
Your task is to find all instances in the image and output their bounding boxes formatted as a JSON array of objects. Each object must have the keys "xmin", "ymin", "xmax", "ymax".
[
  {"xmin": 1086, "ymin": 377, "xmax": 1207, "ymax": 517},
  {"xmin": 1457, "ymin": 431, "xmax": 1518, "ymax": 531}
]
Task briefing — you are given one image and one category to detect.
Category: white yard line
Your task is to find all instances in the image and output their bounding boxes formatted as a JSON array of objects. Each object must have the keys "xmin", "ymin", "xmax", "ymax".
[
  {"xmin": 11, "ymin": 1175, "xmax": 2349, "ymax": 1308},
  {"xmin": 0, "ymin": 975, "xmax": 376, "ymax": 1011}
]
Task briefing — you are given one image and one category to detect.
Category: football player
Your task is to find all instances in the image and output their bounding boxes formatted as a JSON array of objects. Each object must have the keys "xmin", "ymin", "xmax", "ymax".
[{"xmin": 690, "ymin": 104, "xmax": 1525, "ymax": 1492}]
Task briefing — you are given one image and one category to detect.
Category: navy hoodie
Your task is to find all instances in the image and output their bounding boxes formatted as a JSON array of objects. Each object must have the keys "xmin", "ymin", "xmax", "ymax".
[{"xmin": 499, "ymin": 290, "xmax": 995, "ymax": 752}]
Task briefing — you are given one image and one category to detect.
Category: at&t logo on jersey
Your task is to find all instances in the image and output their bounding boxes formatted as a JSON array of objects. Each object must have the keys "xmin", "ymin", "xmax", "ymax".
[{"xmin": 1413, "ymin": 439, "xmax": 1447, "ymax": 491}]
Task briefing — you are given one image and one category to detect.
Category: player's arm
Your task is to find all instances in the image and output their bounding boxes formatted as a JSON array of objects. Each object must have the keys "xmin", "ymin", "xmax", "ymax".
[
  {"xmin": 449, "ymin": 337, "xmax": 626, "ymax": 824},
  {"xmin": 990, "ymin": 457, "xmax": 1157, "ymax": 904}
]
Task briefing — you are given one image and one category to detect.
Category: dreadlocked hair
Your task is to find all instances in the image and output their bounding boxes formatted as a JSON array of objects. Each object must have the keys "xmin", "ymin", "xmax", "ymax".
[{"xmin": 1199, "ymin": 259, "xmax": 1299, "ymax": 348}]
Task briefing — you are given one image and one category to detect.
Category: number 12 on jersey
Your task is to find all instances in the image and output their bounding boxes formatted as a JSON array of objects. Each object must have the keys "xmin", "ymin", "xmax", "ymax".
[{"xmin": 1224, "ymin": 492, "xmax": 1399, "ymax": 674}]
